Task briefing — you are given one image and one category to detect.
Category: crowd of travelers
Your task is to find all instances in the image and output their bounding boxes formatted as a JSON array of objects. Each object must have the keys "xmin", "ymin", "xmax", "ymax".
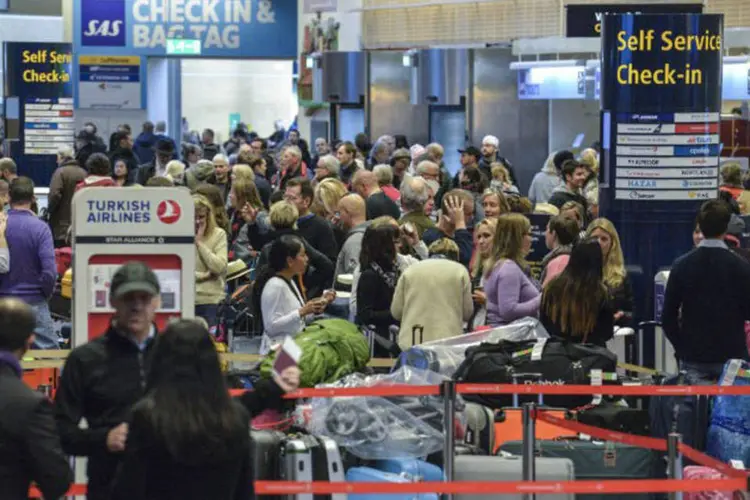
[{"xmin": 1, "ymin": 119, "xmax": 750, "ymax": 498}]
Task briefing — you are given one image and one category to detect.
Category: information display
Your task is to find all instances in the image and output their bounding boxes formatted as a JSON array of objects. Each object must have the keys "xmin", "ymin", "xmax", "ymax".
[
  {"xmin": 78, "ymin": 55, "xmax": 143, "ymax": 109},
  {"xmin": 601, "ymin": 15, "xmax": 723, "ymax": 203},
  {"xmin": 4, "ymin": 42, "xmax": 74, "ymax": 185}
]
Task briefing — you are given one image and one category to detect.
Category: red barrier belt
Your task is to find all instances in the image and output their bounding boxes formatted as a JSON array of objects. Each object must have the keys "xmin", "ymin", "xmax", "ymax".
[
  {"xmin": 457, "ymin": 383, "xmax": 750, "ymax": 397},
  {"xmin": 534, "ymin": 410, "xmax": 748, "ymax": 480},
  {"xmin": 534, "ymin": 410, "xmax": 668, "ymax": 451},
  {"xmin": 254, "ymin": 478, "xmax": 747, "ymax": 495},
  {"xmin": 29, "ymin": 484, "xmax": 88, "ymax": 498},
  {"xmin": 231, "ymin": 384, "xmax": 750, "ymax": 399}
]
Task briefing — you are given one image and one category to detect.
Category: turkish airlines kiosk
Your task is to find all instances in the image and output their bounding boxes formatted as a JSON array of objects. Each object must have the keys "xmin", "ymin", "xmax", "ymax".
[{"xmin": 71, "ymin": 187, "xmax": 196, "ymax": 348}]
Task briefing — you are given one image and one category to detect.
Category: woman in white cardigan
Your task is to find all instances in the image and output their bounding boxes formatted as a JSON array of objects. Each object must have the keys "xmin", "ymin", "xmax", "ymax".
[{"xmin": 252, "ymin": 234, "xmax": 333, "ymax": 354}]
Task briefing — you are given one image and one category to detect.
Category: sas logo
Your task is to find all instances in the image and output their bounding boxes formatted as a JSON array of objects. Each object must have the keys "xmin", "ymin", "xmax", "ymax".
[
  {"xmin": 81, "ymin": 0, "xmax": 126, "ymax": 47},
  {"xmin": 157, "ymin": 200, "xmax": 181, "ymax": 225}
]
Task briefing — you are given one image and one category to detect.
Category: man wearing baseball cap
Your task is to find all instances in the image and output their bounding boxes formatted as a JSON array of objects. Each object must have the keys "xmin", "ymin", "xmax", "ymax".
[
  {"xmin": 454, "ymin": 146, "xmax": 482, "ymax": 188},
  {"xmin": 479, "ymin": 135, "xmax": 517, "ymax": 186},
  {"xmin": 55, "ymin": 261, "xmax": 161, "ymax": 500}
]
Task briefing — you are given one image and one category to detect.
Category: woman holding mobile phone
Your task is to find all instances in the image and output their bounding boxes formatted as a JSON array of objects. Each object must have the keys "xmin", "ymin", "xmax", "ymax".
[
  {"xmin": 253, "ymin": 235, "xmax": 331, "ymax": 354},
  {"xmin": 468, "ymin": 218, "xmax": 497, "ymax": 330}
]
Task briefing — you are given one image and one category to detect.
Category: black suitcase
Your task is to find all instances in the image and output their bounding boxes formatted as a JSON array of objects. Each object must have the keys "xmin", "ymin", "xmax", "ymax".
[{"xmin": 249, "ymin": 430, "xmax": 285, "ymax": 499}]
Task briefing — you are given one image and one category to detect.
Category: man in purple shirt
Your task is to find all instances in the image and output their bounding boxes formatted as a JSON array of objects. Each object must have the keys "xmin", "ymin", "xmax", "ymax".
[{"xmin": 0, "ymin": 177, "xmax": 57, "ymax": 349}]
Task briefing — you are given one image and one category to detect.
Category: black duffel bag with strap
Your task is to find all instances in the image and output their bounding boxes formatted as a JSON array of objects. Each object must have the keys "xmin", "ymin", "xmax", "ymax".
[{"xmin": 453, "ymin": 338, "xmax": 617, "ymax": 409}]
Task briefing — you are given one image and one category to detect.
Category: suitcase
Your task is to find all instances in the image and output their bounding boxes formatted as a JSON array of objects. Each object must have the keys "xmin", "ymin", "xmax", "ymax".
[
  {"xmin": 345, "ymin": 466, "xmax": 439, "ymax": 500},
  {"xmin": 454, "ymin": 455, "xmax": 575, "ymax": 500},
  {"xmin": 575, "ymin": 403, "xmax": 650, "ymax": 436},
  {"xmin": 250, "ymin": 430, "xmax": 284, "ymax": 500},
  {"xmin": 493, "ymin": 408, "xmax": 577, "ymax": 453},
  {"xmin": 683, "ymin": 466, "xmax": 747, "ymax": 500},
  {"xmin": 464, "ymin": 402, "xmax": 495, "ymax": 454},
  {"xmin": 374, "ymin": 458, "xmax": 443, "ymax": 481},
  {"xmin": 280, "ymin": 434, "xmax": 346, "ymax": 500},
  {"xmin": 500, "ymin": 439, "xmax": 652, "ymax": 500}
]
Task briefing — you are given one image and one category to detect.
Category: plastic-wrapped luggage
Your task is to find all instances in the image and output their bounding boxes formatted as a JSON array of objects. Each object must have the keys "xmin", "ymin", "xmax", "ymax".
[
  {"xmin": 392, "ymin": 317, "xmax": 549, "ymax": 378},
  {"xmin": 683, "ymin": 466, "xmax": 747, "ymax": 500},
  {"xmin": 453, "ymin": 337, "xmax": 617, "ymax": 409},
  {"xmin": 345, "ymin": 467, "xmax": 439, "ymax": 500},
  {"xmin": 707, "ymin": 359, "xmax": 750, "ymax": 464},
  {"xmin": 309, "ymin": 367, "xmax": 464, "ymax": 459}
]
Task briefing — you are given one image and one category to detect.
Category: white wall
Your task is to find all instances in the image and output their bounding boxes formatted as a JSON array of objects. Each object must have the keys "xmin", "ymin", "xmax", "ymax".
[
  {"xmin": 180, "ymin": 59, "xmax": 296, "ymax": 143},
  {"xmin": 548, "ymin": 100, "xmax": 601, "ymax": 154}
]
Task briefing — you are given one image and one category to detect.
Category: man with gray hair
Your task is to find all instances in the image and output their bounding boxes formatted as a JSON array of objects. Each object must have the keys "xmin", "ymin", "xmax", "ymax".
[
  {"xmin": 0, "ymin": 179, "xmax": 8, "ymax": 214},
  {"xmin": 279, "ymin": 145, "xmax": 309, "ymax": 190},
  {"xmin": 314, "ymin": 154, "xmax": 340, "ymax": 184},
  {"xmin": 48, "ymin": 145, "xmax": 86, "ymax": 247},
  {"xmin": 398, "ymin": 176, "xmax": 435, "ymax": 238}
]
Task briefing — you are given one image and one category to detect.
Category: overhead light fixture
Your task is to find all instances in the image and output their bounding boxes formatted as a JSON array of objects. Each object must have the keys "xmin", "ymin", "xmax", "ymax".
[{"xmin": 509, "ymin": 59, "xmax": 585, "ymax": 70}]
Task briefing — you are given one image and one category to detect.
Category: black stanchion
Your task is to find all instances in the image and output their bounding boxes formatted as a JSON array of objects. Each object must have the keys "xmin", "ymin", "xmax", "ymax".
[
  {"xmin": 667, "ymin": 432, "xmax": 683, "ymax": 500},
  {"xmin": 522, "ymin": 402, "xmax": 537, "ymax": 500},
  {"xmin": 441, "ymin": 380, "xmax": 457, "ymax": 500}
]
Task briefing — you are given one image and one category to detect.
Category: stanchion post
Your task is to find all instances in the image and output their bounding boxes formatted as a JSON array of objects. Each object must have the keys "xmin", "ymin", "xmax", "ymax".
[
  {"xmin": 441, "ymin": 379, "xmax": 457, "ymax": 500},
  {"xmin": 667, "ymin": 432, "xmax": 683, "ymax": 500},
  {"xmin": 522, "ymin": 402, "xmax": 537, "ymax": 500}
]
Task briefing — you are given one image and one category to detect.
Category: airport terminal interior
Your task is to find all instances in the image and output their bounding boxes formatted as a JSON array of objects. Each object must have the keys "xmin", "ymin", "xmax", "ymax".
[{"xmin": 2, "ymin": 0, "xmax": 750, "ymax": 498}]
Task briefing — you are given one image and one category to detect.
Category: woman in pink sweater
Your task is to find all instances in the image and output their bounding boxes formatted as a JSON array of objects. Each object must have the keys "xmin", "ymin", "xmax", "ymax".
[{"xmin": 540, "ymin": 215, "xmax": 581, "ymax": 287}]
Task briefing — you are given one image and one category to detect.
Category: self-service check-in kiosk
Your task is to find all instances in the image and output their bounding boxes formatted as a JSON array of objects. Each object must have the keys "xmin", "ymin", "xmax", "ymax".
[{"xmin": 71, "ymin": 187, "xmax": 196, "ymax": 348}]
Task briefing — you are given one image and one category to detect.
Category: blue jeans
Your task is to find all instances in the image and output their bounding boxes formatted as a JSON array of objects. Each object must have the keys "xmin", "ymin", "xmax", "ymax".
[
  {"xmin": 30, "ymin": 301, "xmax": 58, "ymax": 349},
  {"xmin": 677, "ymin": 361, "xmax": 724, "ymax": 450},
  {"xmin": 195, "ymin": 304, "xmax": 219, "ymax": 335}
]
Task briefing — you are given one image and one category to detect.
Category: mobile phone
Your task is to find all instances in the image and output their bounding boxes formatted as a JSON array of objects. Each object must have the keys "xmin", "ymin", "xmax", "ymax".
[{"xmin": 272, "ymin": 336, "xmax": 302, "ymax": 380}]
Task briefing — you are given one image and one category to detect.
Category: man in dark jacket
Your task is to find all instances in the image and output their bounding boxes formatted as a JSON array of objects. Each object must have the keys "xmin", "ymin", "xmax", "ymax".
[
  {"xmin": 133, "ymin": 121, "xmax": 158, "ymax": 166},
  {"xmin": 135, "ymin": 139, "xmax": 175, "ymax": 186},
  {"xmin": 0, "ymin": 298, "xmax": 72, "ymax": 499},
  {"xmin": 478, "ymin": 134, "xmax": 518, "ymax": 186},
  {"xmin": 201, "ymin": 128, "xmax": 222, "ymax": 160},
  {"xmin": 55, "ymin": 262, "xmax": 160, "ymax": 500},
  {"xmin": 75, "ymin": 129, "xmax": 107, "ymax": 169},
  {"xmin": 48, "ymin": 147, "xmax": 86, "ymax": 247}
]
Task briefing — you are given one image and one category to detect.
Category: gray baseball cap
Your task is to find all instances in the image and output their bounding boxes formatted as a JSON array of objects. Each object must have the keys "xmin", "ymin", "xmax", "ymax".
[{"xmin": 111, "ymin": 262, "xmax": 160, "ymax": 299}]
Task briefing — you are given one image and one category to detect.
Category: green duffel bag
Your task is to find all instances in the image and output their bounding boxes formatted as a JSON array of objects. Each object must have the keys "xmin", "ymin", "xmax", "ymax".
[{"xmin": 260, "ymin": 318, "xmax": 370, "ymax": 387}]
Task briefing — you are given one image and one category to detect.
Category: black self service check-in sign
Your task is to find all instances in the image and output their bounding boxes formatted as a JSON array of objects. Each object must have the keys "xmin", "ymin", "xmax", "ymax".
[{"xmin": 566, "ymin": 3, "xmax": 703, "ymax": 38}]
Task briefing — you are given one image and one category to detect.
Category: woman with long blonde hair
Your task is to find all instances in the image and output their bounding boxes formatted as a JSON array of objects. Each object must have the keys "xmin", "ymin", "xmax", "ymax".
[
  {"xmin": 193, "ymin": 195, "xmax": 228, "ymax": 333},
  {"xmin": 483, "ymin": 213, "xmax": 540, "ymax": 326},
  {"xmin": 469, "ymin": 218, "xmax": 497, "ymax": 329},
  {"xmin": 586, "ymin": 217, "xmax": 633, "ymax": 326}
]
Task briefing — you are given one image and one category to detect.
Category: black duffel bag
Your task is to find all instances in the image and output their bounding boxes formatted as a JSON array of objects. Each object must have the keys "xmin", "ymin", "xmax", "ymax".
[{"xmin": 453, "ymin": 338, "xmax": 617, "ymax": 409}]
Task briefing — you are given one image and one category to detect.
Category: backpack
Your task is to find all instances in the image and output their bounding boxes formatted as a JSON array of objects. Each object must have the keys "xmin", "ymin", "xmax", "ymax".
[
  {"xmin": 453, "ymin": 338, "xmax": 617, "ymax": 409},
  {"xmin": 259, "ymin": 318, "xmax": 370, "ymax": 387}
]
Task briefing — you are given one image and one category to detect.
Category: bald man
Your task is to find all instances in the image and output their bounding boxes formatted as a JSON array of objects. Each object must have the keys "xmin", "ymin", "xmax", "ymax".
[
  {"xmin": 334, "ymin": 194, "xmax": 370, "ymax": 277},
  {"xmin": 352, "ymin": 169, "xmax": 401, "ymax": 221}
]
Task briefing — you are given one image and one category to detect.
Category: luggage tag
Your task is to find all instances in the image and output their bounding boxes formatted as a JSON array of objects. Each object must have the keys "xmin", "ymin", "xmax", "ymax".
[
  {"xmin": 730, "ymin": 460, "xmax": 745, "ymax": 470},
  {"xmin": 590, "ymin": 369, "xmax": 603, "ymax": 405},
  {"xmin": 530, "ymin": 338, "xmax": 547, "ymax": 362},
  {"xmin": 603, "ymin": 442, "xmax": 617, "ymax": 468}
]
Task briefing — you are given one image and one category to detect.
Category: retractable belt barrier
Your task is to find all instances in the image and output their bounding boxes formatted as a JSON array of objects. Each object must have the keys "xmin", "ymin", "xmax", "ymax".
[{"xmin": 30, "ymin": 383, "xmax": 750, "ymax": 498}]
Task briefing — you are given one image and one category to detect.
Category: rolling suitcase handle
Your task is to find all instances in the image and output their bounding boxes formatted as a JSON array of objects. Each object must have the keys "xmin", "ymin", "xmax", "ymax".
[{"xmin": 412, "ymin": 324, "xmax": 424, "ymax": 346}]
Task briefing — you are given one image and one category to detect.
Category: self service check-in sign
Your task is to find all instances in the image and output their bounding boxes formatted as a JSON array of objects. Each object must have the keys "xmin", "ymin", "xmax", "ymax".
[{"xmin": 601, "ymin": 14, "xmax": 723, "ymax": 202}]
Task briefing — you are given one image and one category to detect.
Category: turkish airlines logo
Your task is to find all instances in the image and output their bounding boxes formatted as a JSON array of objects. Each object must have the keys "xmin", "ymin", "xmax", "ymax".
[{"xmin": 157, "ymin": 200, "xmax": 181, "ymax": 225}]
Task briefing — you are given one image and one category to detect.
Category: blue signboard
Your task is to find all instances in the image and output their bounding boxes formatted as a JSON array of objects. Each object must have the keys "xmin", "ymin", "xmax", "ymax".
[
  {"xmin": 517, "ymin": 67, "xmax": 586, "ymax": 100},
  {"xmin": 4, "ymin": 42, "xmax": 75, "ymax": 187},
  {"xmin": 600, "ymin": 13, "xmax": 723, "ymax": 326},
  {"xmin": 74, "ymin": 0, "xmax": 298, "ymax": 58}
]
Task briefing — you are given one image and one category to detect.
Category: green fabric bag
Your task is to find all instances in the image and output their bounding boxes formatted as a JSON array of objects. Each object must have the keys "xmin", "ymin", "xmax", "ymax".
[{"xmin": 260, "ymin": 318, "xmax": 370, "ymax": 387}]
